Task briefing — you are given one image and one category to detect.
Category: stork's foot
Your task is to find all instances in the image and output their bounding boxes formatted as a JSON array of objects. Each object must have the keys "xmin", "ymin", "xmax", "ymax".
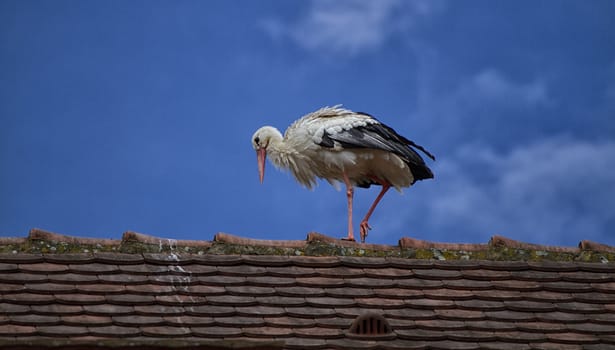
[
  {"xmin": 341, "ymin": 233, "xmax": 356, "ymax": 242},
  {"xmin": 359, "ymin": 221, "xmax": 371, "ymax": 243}
]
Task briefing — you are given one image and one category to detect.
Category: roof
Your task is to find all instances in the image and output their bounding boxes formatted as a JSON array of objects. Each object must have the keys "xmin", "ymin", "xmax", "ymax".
[{"xmin": 0, "ymin": 228, "xmax": 614, "ymax": 350}]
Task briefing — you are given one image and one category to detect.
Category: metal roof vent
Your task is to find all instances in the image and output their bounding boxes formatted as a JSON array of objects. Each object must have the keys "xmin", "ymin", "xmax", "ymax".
[{"xmin": 349, "ymin": 313, "xmax": 392, "ymax": 337}]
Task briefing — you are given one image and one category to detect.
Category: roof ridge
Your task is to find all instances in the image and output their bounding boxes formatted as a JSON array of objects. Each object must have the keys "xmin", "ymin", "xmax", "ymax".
[{"xmin": 0, "ymin": 228, "xmax": 613, "ymax": 261}]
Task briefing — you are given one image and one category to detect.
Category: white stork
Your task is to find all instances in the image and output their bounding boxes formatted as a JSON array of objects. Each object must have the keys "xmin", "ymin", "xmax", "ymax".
[{"xmin": 251, "ymin": 105, "xmax": 435, "ymax": 243}]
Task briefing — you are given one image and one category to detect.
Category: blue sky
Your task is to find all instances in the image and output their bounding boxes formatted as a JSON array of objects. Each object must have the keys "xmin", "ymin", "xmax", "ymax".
[{"xmin": 1, "ymin": 0, "xmax": 614, "ymax": 247}]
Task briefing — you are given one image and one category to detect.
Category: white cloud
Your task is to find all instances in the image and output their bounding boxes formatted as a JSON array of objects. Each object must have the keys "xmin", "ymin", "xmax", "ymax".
[
  {"xmin": 261, "ymin": 0, "xmax": 445, "ymax": 56},
  {"xmin": 470, "ymin": 69, "xmax": 550, "ymax": 106},
  {"xmin": 393, "ymin": 137, "xmax": 615, "ymax": 245}
]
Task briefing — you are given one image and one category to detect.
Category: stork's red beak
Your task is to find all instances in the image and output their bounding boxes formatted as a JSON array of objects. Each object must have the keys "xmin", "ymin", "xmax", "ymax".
[{"xmin": 257, "ymin": 148, "xmax": 266, "ymax": 183}]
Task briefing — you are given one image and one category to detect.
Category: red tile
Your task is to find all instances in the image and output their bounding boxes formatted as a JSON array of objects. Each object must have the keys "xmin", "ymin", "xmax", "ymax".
[
  {"xmin": 179, "ymin": 264, "xmax": 218, "ymax": 275},
  {"xmin": 293, "ymin": 326, "xmax": 343, "ymax": 339},
  {"xmin": 214, "ymin": 316, "xmax": 265, "ymax": 327},
  {"xmin": 1, "ymin": 292, "xmax": 55, "ymax": 305},
  {"xmin": 206, "ymin": 295, "xmax": 256, "ymax": 306},
  {"xmin": 591, "ymin": 284, "xmax": 615, "ymax": 301},
  {"xmin": 565, "ymin": 322, "xmax": 615, "ymax": 334},
  {"xmin": 423, "ymin": 289, "xmax": 474, "ymax": 300},
  {"xmin": 296, "ymin": 277, "xmax": 346, "ymax": 288},
  {"xmin": 315, "ymin": 317, "xmax": 352, "ymax": 329},
  {"xmin": 99, "ymin": 273, "xmax": 149, "ymax": 284},
  {"xmin": 106, "ymin": 294, "xmax": 155, "ymax": 306},
  {"xmin": 125, "ymin": 284, "xmax": 176, "ymax": 295},
  {"xmin": 0, "ymin": 254, "xmax": 44, "ymax": 264},
  {"xmin": 345, "ymin": 277, "xmax": 394, "ymax": 288},
  {"xmin": 327, "ymin": 287, "xmax": 375, "ymax": 298},
  {"xmin": 242, "ymin": 326, "xmax": 294, "ymax": 338},
  {"xmin": 112, "ymin": 315, "xmax": 165, "ymax": 326},
  {"xmin": 396, "ymin": 278, "xmax": 443, "ymax": 289},
  {"xmin": 88, "ymin": 324, "xmax": 141, "ymax": 337},
  {"xmin": 412, "ymin": 269, "xmax": 463, "ymax": 280},
  {"xmin": 471, "ymin": 290, "xmax": 522, "ymax": 301},
  {"xmin": 543, "ymin": 281, "xmax": 594, "ymax": 293},
  {"xmin": 185, "ymin": 305, "xmax": 235, "ymax": 317},
  {"xmin": 314, "ymin": 266, "xmax": 366, "ymax": 278},
  {"xmin": 265, "ymin": 316, "xmax": 316, "ymax": 328},
  {"xmin": 247, "ymin": 275, "xmax": 296, "ymax": 287},
  {"xmin": 68, "ymin": 263, "xmax": 119, "ymax": 274},
  {"xmin": 196, "ymin": 275, "xmax": 247, "ymax": 286},
  {"xmin": 340, "ymin": 256, "xmax": 389, "ymax": 268},
  {"xmin": 492, "ymin": 280, "xmax": 542, "ymax": 291},
  {"xmin": 241, "ymin": 255, "xmax": 296, "ymax": 267},
  {"xmin": 226, "ymin": 285, "xmax": 276, "ymax": 296},
  {"xmin": 24, "ymin": 283, "xmax": 76, "ymax": 294},
  {"xmin": 18, "ymin": 262, "xmax": 68, "ymax": 273},
  {"xmin": 47, "ymin": 273, "xmax": 98, "ymax": 283},
  {"xmin": 504, "ymin": 300, "xmax": 556, "ymax": 312},
  {"xmin": 556, "ymin": 301, "xmax": 606, "ymax": 313},
  {"xmin": 534, "ymin": 311, "xmax": 589, "ymax": 323},
  {"xmin": 546, "ymin": 332, "xmax": 600, "ymax": 344},
  {"xmin": 484, "ymin": 310, "xmax": 535, "ymax": 322},
  {"xmin": 465, "ymin": 320, "xmax": 516, "ymax": 332},
  {"xmin": 510, "ymin": 270, "xmax": 561, "ymax": 282},
  {"xmin": 291, "ymin": 256, "xmax": 341, "ymax": 268},
  {"xmin": 76, "ymin": 284, "xmax": 126, "ymax": 294},
  {"xmin": 307, "ymin": 296, "xmax": 356, "ymax": 308},
  {"xmin": 514, "ymin": 321, "xmax": 567, "ymax": 333},
  {"xmin": 32, "ymin": 304, "xmax": 83, "ymax": 315},
  {"xmin": 574, "ymin": 292, "xmax": 615, "ymax": 304},
  {"xmin": 524, "ymin": 291, "xmax": 574, "ymax": 303},
  {"xmin": 182, "ymin": 284, "xmax": 226, "ymax": 296},
  {"xmin": 37, "ymin": 325, "xmax": 90, "ymax": 336},
  {"xmin": 335, "ymin": 307, "xmax": 383, "ymax": 318},
  {"xmin": 9, "ymin": 314, "xmax": 60, "ymax": 325},
  {"xmin": 82, "ymin": 304, "xmax": 134, "ymax": 316},
  {"xmin": 0, "ymin": 302, "xmax": 30, "ymax": 314},
  {"xmin": 285, "ymin": 306, "xmax": 336, "ymax": 318},
  {"xmin": 93, "ymin": 252, "xmax": 144, "ymax": 265},
  {"xmin": 447, "ymin": 330, "xmax": 497, "ymax": 342},
  {"xmin": 435, "ymin": 309, "xmax": 485, "ymax": 321},
  {"xmin": 374, "ymin": 288, "xmax": 422, "ymax": 299},
  {"xmin": 155, "ymin": 294, "xmax": 206, "ymax": 306},
  {"xmin": 162, "ymin": 315, "xmax": 214, "ymax": 327},
  {"xmin": 355, "ymin": 297, "xmax": 405, "ymax": 309},
  {"xmin": 405, "ymin": 298, "xmax": 455, "ymax": 309},
  {"xmin": 54, "ymin": 293, "xmax": 107, "ymax": 305},
  {"xmin": 217, "ymin": 265, "xmax": 268, "ymax": 276},
  {"xmin": 421, "ymin": 340, "xmax": 482, "ymax": 350},
  {"xmin": 493, "ymin": 330, "xmax": 548, "ymax": 343},
  {"xmin": 190, "ymin": 326, "xmax": 243, "ymax": 338},
  {"xmin": 461, "ymin": 269, "xmax": 511, "ymax": 281},
  {"xmin": 133, "ymin": 305, "xmax": 184, "ymax": 316},
  {"xmin": 235, "ymin": 305, "xmax": 286, "ymax": 317},
  {"xmin": 455, "ymin": 299, "xmax": 505, "ymax": 311},
  {"xmin": 444, "ymin": 279, "xmax": 493, "ymax": 290},
  {"xmin": 257, "ymin": 295, "xmax": 307, "ymax": 307},
  {"xmin": 396, "ymin": 328, "xmax": 447, "ymax": 341},
  {"xmin": 559, "ymin": 271, "xmax": 613, "ymax": 283},
  {"xmin": 384, "ymin": 308, "xmax": 436, "ymax": 320},
  {"xmin": 415, "ymin": 319, "xmax": 465, "ymax": 330},
  {"xmin": 119, "ymin": 264, "xmax": 169, "ymax": 274},
  {"xmin": 0, "ymin": 272, "xmax": 47, "ymax": 284},
  {"xmin": 0, "ymin": 324, "xmax": 36, "ymax": 336},
  {"xmin": 61, "ymin": 315, "xmax": 112, "ymax": 326},
  {"xmin": 276, "ymin": 286, "xmax": 325, "ymax": 297},
  {"xmin": 266, "ymin": 266, "xmax": 316, "ymax": 278},
  {"xmin": 363, "ymin": 267, "xmax": 413, "ymax": 278},
  {"xmin": 0, "ymin": 283, "xmax": 24, "ymax": 293}
]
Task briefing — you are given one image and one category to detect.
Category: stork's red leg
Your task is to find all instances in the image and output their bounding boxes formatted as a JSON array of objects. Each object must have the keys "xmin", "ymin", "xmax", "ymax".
[
  {"xmin": 341, "ymin": 172, "xmax": 355, "ymax": 241},
  {"xmin": 359, "ymin": 180, "xmax": 391, "ymax": 243}
]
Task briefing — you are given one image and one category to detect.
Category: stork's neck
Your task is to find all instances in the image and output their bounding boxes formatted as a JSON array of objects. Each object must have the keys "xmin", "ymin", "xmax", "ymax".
[{"xmin": 265, "ymin": 128, "xmax": 293, "ymax": 168}]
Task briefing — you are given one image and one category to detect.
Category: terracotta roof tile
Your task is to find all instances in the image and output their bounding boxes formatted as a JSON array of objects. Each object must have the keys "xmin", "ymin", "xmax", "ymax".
[{"xmin": 1, "ymin": 229, "xmax": 615, "ymax": 349}]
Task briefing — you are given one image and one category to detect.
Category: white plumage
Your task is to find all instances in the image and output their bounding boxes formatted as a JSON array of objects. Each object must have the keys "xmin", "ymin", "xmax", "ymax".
[{"xmin": 251, "ymin": 105, "xmax": 435, "ymax": 242}]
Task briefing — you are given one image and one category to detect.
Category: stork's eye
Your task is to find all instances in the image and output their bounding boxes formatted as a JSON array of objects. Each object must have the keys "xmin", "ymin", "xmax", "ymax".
[{"xmin": 254, "ymin": 136, "xmax": 260, "ymax": 145}]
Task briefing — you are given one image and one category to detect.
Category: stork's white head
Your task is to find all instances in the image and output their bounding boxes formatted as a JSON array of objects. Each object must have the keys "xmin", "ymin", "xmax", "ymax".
[{"xmin": 251, "ymin": 126, "xmax": 283, "ymax": 184}]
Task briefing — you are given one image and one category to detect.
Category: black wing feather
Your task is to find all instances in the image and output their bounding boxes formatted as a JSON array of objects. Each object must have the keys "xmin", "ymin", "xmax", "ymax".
[{"xmin": 319, "ymin": 121, "xmax": 435, "ymax": 182}]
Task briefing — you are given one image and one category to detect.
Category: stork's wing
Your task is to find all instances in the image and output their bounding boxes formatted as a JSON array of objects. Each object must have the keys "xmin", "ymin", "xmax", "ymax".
[{"xmin": 319, "ymin": 118, "xmax": 435, "ymax": 181}]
